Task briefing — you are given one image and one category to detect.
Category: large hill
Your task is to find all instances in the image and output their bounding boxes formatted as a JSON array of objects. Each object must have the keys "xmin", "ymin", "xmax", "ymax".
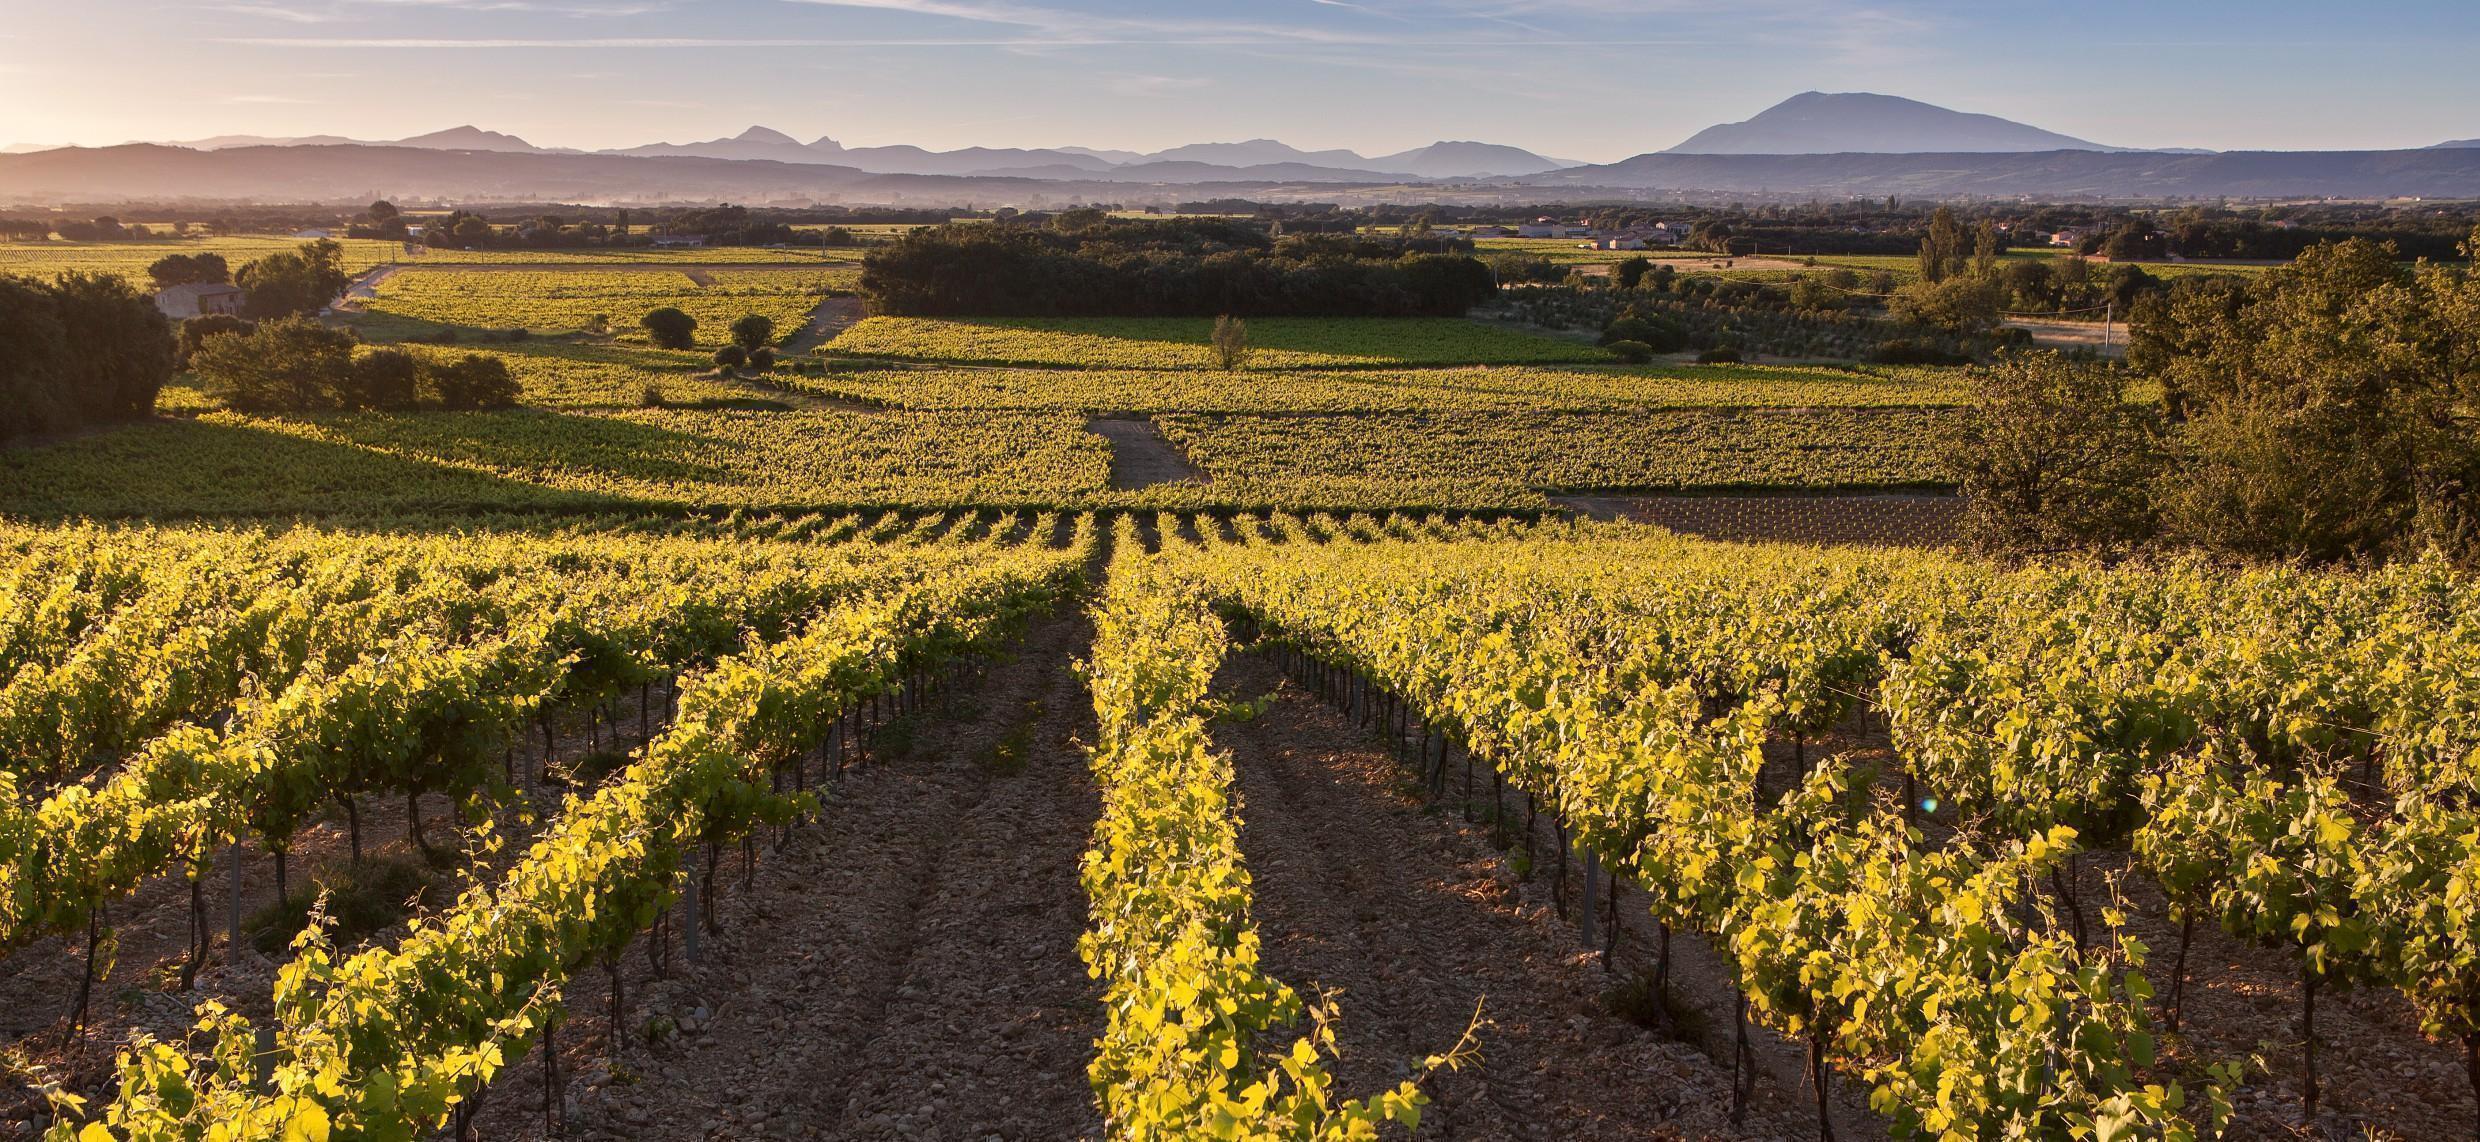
[
  {"xmin": 1536, "ymin": 147, "xmax": 2480, "ymax": 198},
  {"xmin": 1667, "ymin": 92, "xmax": 2120, "ymax": 154}
]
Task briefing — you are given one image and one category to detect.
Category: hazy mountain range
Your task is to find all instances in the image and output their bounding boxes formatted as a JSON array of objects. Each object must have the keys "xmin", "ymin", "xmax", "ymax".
[
  {"xmin": 3, "ymin": 92, "xmax": 2476, "ymax": 205},
  {"xmin": 80, "ymin": 125, "xmax": 1577, "ymax": 182}
]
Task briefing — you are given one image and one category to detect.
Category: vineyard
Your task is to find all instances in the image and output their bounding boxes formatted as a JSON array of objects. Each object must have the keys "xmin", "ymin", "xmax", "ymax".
[
  {"xmin": 349, "ymin": 270, "xmax": 854, "ymax": 348},
  {"xmin": 824, "ymin": 317, "xmax": 1611, "ymax": 370},
  {"xmin": 9, "ymin": 219, "xmax": 2474, "ymax": 1140},
  {"xmin": 2, "ymin": 509, "xmax": 2471, "ymax": 1140},
  {"xmin": 794, "ymin": 362, "xmax": 1970, "ymax": 415}
]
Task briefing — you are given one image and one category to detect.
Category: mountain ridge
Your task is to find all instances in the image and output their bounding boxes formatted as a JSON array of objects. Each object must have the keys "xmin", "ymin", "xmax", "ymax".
[{"xmin": 1669, "ymin": 91, "xmax": 2123, "ymax": 154}]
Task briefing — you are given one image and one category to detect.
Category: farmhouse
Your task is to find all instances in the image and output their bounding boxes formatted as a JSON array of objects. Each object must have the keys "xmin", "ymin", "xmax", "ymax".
[{"xmin": 153, "ymin": 282, "xmax": 247, "ymax": 319}]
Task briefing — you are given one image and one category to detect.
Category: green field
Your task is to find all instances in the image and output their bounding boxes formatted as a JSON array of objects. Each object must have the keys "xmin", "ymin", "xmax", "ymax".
[
  {"xmin": 826, "ymin": 316, "xmax": 1610, "ymax": 370},
  {"xmin": 797, "ymin": 361, "xmax": 1969, "ymax": 414}
]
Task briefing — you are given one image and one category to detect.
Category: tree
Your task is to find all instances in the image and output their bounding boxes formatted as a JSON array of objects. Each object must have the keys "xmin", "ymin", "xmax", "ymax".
[
  {"xmin": 424, "ymin": 354, "xmax": 519, "ymax": 410},
  {"xmin": 236, "ymin": 240, "xmax": 350, "ymax": 318},
  {"xmin": 46, "ymin": 272, "xmax": 175, "ymax": 423},
  {"xmin": 1614, "ymin": 256, "xmax": 1653, "ymax": 291},
  {"xmin": 2103, "ymin": 220, "xmax": 2165, "ymax": 262},
  {"xmin": 728, "ymin": 314, "xmax": 775, "ymax": 352},
  {"xmin": 1917, "ymin": 206, "xmax": 1968, "ymax": 283},
  {"xmin": 1211, "ymin": 315, "xmax": 1252, "ymax": 371},
  {"xmin": 1888, "ymin": 275, "xmax": 2002, "ymax": 333},
  {"xmin": 713, "ymin": 345, "xmax": 748, "ymax": 370},
  {"xmin": 177, "ymin": 314, "xmax": 255, "ymax": 368},
  {"xmin": 748, "ymin": 346, "xmax": 777, "ymax": 371},
  {"xmin": 2126, "ymin": 234, "xmax": 2480, "ymax": 563},
  {"xmin": 342, "ymin": 348, "xmax": 421, "ymax": 411},
  {"xmin": 191, "ymin": 316, "xmax": 357, "ymax": 413},
  {"xmin": 0, "ymin": 276, "xmax": 73, "ymax": 439},
  {"xmin": 1945, "ymin": 352, "xmax": 2164, "ymax": 554},
  {"xmin": 147, "ymin": 253, "xmax": 230, "ymax": 289},
  {"xmin": 641, "ymin": 307, "xmax": 697, "ymax": 350},
  {"xmin": 369, "ymin": 200, "xmax": 400, "ymax": 225}
]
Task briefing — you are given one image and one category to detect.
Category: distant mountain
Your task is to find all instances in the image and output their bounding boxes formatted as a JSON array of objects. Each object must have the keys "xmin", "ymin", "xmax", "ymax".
[
  {"xmin": 612, "ymin": 126, "xmax": 821, "ymax": 163},
  {"xmin": 2433, "ymin": 138, "xmax": 2480, "ymax": 149},
  {"xmin": 81, "ymin": 123, "xmax": 1557, "ymax": 181},
  {"xmin": 1668, "ymin": 91, "xmax": 2121, "ymax": 154},
  {"xmin": 19, "ymin": 124, "xmax": 2473, "ymax": 206},
  {"xmin": 1143, "ymin": 139, "xmax": 1371, "ymax": 169},
  {"xmin": 1369, "ymin": 140, "xmax": 1570, "ymax": 177},
  {"xmin": 1056, "ymin": 146, "xmax": 1150, "ymax": 165},
  {"xmin": 1527, "ymin": 147, "xmax": 2480, "ymax": 199},
  {"xmin": 160, "ymin": 126, "xmax": 550, "ymax": 153},
  {"xmin": 394, "ymin": 125, "xmax": 545, "ymax": 153},
  {"xmin": 3, "ymin": 143, "xmax": 64, "ymax": 155}
]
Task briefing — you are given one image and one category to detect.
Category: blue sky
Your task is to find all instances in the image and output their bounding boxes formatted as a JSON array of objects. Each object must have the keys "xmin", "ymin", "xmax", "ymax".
[{"xmin": 4, "ymin": 1, "xmax": 2475, "ymax": 160}]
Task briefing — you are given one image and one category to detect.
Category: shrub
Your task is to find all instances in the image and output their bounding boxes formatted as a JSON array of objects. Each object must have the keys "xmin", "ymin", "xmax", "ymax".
[
  {"xmin": 713, "ymin": 345, "xmax": 748, "ymax": 370},
  {"xmin": 1604, "ymin": 340, "xmax": 1653, "ymax": 364},
  {"xmin": 641, "ymin": 307, "xmax": 697, "ymax": 350},
  {"xmin": 729, "ymin": 314, "xmax": 776, "ymax": 351},
  {"xmin": 748, "ymin": 346, "xmax": 777, "ymax": 371},
  {"xmin": 177, "ymin": 314, "xmax": 255, "ymax": 367},
  {"xmin": 639, "ymin": 382, "xmax": 667, "ymax": 408},
  {"xmin": 191, "ymin": 316, "xmax": 357, "ymax": 413},
  {"xmin": 343, "ymin": 348, "xmax": 422, "ymax": 411},
  {"xmin": 1210, "ymin": 315, "xmax": 1252, "ymax": 371},
  {"xmin": 424, "ymin": 354, "xmax": 519, "ymax": 410}
]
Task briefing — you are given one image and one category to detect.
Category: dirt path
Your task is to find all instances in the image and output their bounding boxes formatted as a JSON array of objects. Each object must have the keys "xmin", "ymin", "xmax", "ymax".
[
  {"xmin": 503, "ymin": 614, "xmax": 1105, "ymax": 1142},
  {"xmin": 337, "ymin": 264, "xmax": 401, "ymax": 308},
  {"xmin": 788, "ymin": 297, "xmax": 869, "ymax": 353},
  {"xmin": 1085, "ymin": 417, "xmax": 1202, "ymax": 490},
  {"xmin": 1214, "ymin": 650, "xmax": 1819, "ymax": 1141},
  {"xmin": 2001, "ymin": 317, "xmax": 2126, "ymax": 358}
]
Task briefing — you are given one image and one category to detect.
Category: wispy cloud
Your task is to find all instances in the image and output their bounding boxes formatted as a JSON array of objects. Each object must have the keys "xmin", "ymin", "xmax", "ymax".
[{"xmin": 1106, "ymin": 73, "xmax": 1209, "ymax": 96}]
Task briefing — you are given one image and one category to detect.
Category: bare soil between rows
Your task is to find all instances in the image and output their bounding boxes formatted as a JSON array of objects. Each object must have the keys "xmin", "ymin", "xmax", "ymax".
[
  {"xmin": 486, "ymin": 613, "xmax": 1106, "ymax": 1142},
  {"xmin": 1216, "ymin": 649, "xmax": 1827, "ymax": 1140}
]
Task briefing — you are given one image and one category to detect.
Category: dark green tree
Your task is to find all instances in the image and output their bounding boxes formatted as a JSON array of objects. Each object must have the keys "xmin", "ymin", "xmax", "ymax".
[
  {"xmin": 728, "ymin": 314, "xmax": 775, "ymax": 351},
  {"xmin": 236, "ymin": 240, "xmax": 350, "ymax": 318},
  {"xmin": 1946, "ymin": 352, "xmax": 2165, "ymax": 554},
  {"xmin": 191, "ymin": 316, "xmax": 357, "ymax": 413},
  {"xmin": 423, "ymin": 354, "xmax": 519, "ymax": 410},
  {"xmin": 641, "ymin": 307, "xmax": 698, "ymax": 350}
]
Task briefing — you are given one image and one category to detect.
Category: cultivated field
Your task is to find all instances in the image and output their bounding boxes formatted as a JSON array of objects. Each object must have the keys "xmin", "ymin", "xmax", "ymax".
[{"xmin": 6, "ymin": 230, "xmax": 2470, "ymax": 1142}]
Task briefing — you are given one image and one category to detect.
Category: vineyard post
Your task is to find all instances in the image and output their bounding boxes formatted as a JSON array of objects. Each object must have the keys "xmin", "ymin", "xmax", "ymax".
[
  {"xmin": 226, "ymin": 839, "xmax": 242, "ymax": 953},
  {"xmin": 682, "ymin": 876, "xmax": 702, "ymax": 962},
  {"xmin": 1580, "ymin": 845, "xmax": 1601, "ymax": 950}
]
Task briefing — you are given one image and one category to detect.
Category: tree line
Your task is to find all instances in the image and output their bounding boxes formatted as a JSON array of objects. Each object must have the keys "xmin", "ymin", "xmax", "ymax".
[
  {"xmin": 1953, "ymin": 231, "xmax": 2480, "ymax": 565},
  {"xmin": 0, "ymin": 273, "xmax": 175, "ymax": 441},
  {"xmin": 860, "ymin": 218, "xmax": 1497, "ymax": 318}
]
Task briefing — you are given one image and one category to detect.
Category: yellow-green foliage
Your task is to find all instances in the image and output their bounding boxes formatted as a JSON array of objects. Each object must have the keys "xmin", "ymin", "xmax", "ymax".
[
  {"xmin": 828, "ymin": 316, "xmax": 1608, "ymax": 370},
  {"xmin": 352, "ymin": 269, "xmax": 849, "ymax": 347},
  {"xmin": 0, "ymin": 410, "xmax": 1115, "ymax": 515},
  {"xmin": 799, "ymin": 362, "xmax": 1969, "ymax": 414},
  {"xmin": 0, "ymin": 237, "xmax": 400, "ymax": 282}
]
